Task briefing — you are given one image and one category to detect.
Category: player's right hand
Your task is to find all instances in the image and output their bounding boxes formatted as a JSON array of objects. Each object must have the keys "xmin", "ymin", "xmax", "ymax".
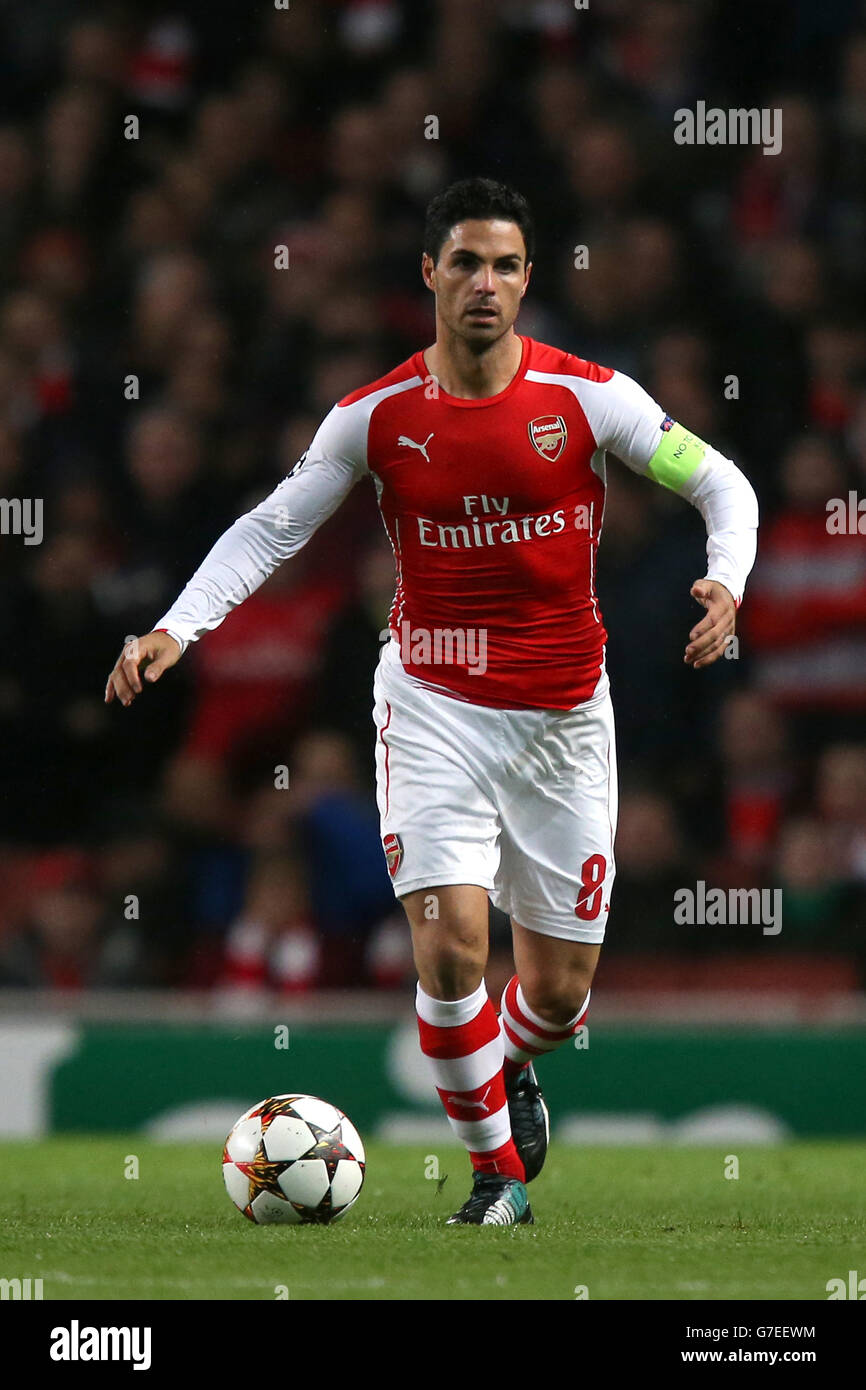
[{"xmin": 104, "ymin": 630, "xmax": 182, "ymax": 707}]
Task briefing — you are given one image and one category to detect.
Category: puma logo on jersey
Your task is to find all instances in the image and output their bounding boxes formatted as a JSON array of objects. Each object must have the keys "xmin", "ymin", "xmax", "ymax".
[
  {"xmin": 446, "ymin": 1085, "xmax": 492, "ymax": 1114},
  {"xmin": 398, "ymin": 432, "xmax": 434, "ymax": 462}
]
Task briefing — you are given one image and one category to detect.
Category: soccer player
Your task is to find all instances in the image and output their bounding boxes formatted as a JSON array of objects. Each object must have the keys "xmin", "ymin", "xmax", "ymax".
[{"xmin": 105, "ymin": 178, "xmax": 758, "ymax": 1226}]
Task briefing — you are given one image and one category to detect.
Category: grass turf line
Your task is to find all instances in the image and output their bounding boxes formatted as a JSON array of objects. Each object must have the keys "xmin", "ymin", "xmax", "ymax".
[{"xmin": 0, "ymin": 1139, "xmax": 863, "ymax": 1301}]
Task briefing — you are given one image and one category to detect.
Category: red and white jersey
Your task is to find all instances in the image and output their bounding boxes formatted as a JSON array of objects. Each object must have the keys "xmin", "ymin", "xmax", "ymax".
[{"xmin": 155, "ymin": 335, "xmax": 758, "ymax": 711}]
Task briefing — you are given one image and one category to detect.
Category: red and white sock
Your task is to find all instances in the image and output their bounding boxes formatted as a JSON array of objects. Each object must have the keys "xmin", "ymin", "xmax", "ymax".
[
  {"xmin": 500, "ymin": 975, "xmax": 590, "ymax": 1078},
  {"xmin": 416, "ymin": 980, "xmax": 525, "ymax": 1180}
]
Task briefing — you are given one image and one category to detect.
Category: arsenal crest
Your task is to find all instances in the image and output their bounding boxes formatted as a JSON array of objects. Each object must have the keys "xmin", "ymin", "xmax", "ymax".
[
  {"xmin": 528, "ymin": 415, "xmax": 567, "ymax": 461},
  {"xmin": 382, "ymin": 832, "xmax": 403, "ymax": 879}
]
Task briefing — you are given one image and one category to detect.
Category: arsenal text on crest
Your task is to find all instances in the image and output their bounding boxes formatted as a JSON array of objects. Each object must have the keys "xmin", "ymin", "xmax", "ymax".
[{"xmin": 528, "ymin": 415, "xmax": 567, "ymax": 461}]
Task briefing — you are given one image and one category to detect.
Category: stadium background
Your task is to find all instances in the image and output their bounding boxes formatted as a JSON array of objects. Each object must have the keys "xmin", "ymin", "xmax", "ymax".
[{"xmin": 0, "ymin": 0, "xmax": 864, "ymax": 1144}]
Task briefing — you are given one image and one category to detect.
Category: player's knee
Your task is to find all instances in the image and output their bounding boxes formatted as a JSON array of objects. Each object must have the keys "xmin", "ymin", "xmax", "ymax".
[
  {"xmin": 520, "ymin": 974, "xmax": 593, "ymax": 1027},
  {"xmin": 413, "ymin": 920, "xmax": 486, "ymax": 1000},
  {"xmin": 418, "ymin": 944, "xmax": 486, "ymax": 999}
]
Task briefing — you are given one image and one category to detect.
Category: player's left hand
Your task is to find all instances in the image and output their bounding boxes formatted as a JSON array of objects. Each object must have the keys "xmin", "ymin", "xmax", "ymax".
[{"xmin": 684, "ymin": 579, "xmax": 736, "ymax": 669}]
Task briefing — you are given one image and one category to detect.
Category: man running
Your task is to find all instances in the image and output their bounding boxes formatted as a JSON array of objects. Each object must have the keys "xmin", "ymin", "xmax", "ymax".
[{"xmin": 105, "ymin": 177, "xmax": 759, "ymax": 1226}]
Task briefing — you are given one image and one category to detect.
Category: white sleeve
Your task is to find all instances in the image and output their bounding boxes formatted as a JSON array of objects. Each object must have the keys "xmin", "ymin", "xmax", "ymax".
[
  {"xmin": 152, "ymin": 402, "xmax": 368, "ymax": 654},
  {"xmin": 568, "ymin": 367, "xmax": 759, "ymax": 606},
  {"xmin": 673, "ymin": 450, "xmax": 759, "ymax": 607}
]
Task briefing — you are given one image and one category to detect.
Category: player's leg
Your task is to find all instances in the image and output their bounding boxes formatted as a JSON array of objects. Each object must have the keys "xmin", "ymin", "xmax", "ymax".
[
  {"xmin": 504, "ymin": 929, "xmax": 598, "ymax": 1055},
  {"xmin": 373, "ymin": 642, "xmax": 531, "ymax": 1224},
  {"xmin": 499, "ymin": 931, "xmax": 599, "ymax": 1181},
  {"xmin": 492, "ymin": 689, "xmax": 618, "ymax": 1180},
  {"xmin": 403, "ymin": 884, "xmax": 531, "ymax": 1225},
  {"xmin": 407, "ymin": 882, "xmax": 489, "ymax": 1001}
]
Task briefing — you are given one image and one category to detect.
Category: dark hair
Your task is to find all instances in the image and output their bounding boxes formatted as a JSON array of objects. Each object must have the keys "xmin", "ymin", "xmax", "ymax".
[{"xmin": 423, "ymin": 177, "xmax": 535, "ymax": 265}]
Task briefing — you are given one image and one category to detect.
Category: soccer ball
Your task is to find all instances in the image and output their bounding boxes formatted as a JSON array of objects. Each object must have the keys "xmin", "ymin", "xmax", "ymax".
[{"xmin": 222, "ymin": 1093, "xmax": 366, "ymax": 1225}]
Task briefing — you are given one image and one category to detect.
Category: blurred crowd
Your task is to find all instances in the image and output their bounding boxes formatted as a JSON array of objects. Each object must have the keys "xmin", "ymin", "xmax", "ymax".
[{"xmin": 0, "ymin": 0, "xmax": 864, "ymax": 995}]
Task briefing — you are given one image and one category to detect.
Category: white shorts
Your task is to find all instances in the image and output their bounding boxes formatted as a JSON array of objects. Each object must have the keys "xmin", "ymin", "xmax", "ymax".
[{"xmin": 372, "ymin": 639, "xmax": 618, "ymax": 944}]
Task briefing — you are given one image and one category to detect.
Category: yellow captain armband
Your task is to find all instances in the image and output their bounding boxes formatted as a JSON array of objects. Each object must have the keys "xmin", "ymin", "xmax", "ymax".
[{"xmin": 647, "ymin": 418, "xmax": 709, "ymax": 491}]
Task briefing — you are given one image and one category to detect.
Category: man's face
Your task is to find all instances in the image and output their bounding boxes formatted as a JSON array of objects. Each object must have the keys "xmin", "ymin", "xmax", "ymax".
[{"xmin": 422, "ymin": 218, "xmax": 531, "ymax": 345}]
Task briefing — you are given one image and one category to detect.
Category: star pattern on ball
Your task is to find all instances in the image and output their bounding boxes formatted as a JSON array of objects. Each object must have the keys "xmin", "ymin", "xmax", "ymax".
[
  {"xmin": 235, "ymin": 1142, "xmax": 287, "ymax": 1205},
  {"xmin": 304, "ymin": 1121, "xmax": 355, "ymax": 1180},
  {"xmin": 224, "ymin": 1096, "xmax": 365, "ymax": 1225},
  {"xmin": 254, "ymin": 1097, "xmax": 299, "ymax": 1126}
]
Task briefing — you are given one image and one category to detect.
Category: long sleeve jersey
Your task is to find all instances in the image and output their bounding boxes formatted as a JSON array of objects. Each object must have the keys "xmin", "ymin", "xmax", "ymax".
[{"xmin": 154, "ymin": 335, "xmax": 759, "ymax": 710}]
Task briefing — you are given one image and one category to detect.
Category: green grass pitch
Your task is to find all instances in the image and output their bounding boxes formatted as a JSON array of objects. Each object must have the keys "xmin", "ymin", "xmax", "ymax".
[{"xmin": 1, "ymin": 1139, "xmax": 863, "ymax": 1300}]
